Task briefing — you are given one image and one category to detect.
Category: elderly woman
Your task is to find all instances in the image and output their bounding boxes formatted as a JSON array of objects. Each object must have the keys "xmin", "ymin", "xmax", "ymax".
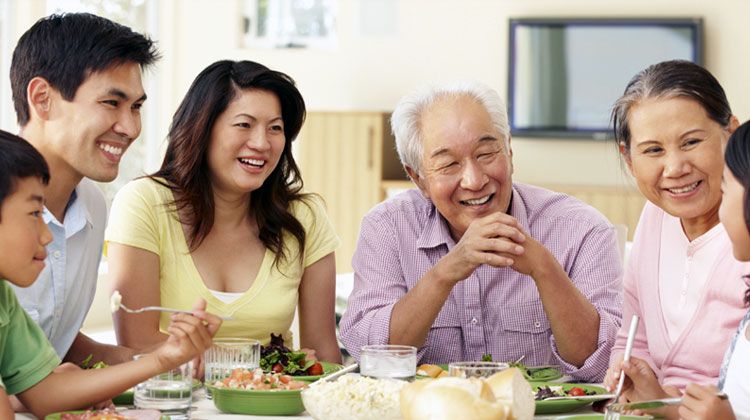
[
  {"xmin": 604, "ymin": 60, "xmax": 749, "ymax": 411},
  {"xmin": 340, "ymin": 81, "xmax": 622, "ymax": 382},
  {"xmin": 105, "ymin": 60, "xmax": 342, "ymax": 364}
]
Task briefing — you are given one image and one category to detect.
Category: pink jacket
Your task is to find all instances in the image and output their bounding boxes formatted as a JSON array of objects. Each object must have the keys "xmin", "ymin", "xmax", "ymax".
[{"xmin": 611, "ymin": 201, "xmax": 749, "ymax": 390}]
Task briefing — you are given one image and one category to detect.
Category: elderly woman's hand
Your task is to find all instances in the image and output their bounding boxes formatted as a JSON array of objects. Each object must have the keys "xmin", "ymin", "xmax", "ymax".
[
  {"xmin": 619, "ymin": 357, "xmax": 668, "ymax": 402},
  {"xmin": 680, "ymin": 384, "xmax": 735, "ymax": 420},
  {"xmin": 604, "ymin": 353, "xmax": 624, "ymax": 394}
]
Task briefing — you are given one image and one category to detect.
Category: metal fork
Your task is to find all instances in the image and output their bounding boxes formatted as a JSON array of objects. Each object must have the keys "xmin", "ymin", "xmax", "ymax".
[
  {"xmin": 119, "ymin": 302, "xmax": 233, "ymax": 320},
  {"xmin": 611, "ymin": 315, "xmax": 640, "ymax": 404},
  {"xmin": 309, "ymin": 363, "xmax": 359, "ymax": 386},
  {"xmin": 607, "ymin": 392, "xmax": 727, "ymax": 413}
]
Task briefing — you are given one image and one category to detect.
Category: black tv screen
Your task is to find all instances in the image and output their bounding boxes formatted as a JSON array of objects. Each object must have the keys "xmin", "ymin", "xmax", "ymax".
[{"xmin": 508, "ymin": 18, "xmax": 703, "ymax": 140}]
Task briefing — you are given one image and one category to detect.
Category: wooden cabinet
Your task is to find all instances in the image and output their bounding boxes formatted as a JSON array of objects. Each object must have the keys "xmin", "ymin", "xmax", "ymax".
[
  {"xmin": 539, "ymin": 184, "xmax": 645, "ymax": 241},
  {"xmin": 295, "ymin": 112, "xmax": 408, "ymax": 273}
]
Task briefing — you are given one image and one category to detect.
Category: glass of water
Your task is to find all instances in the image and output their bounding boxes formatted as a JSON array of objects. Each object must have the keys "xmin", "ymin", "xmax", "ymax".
[
  {"xmin": 134, "ymin": 355, "xmax": 192, "ymax": 419},
  {"xmin": 204, "ymin": 338, "xmax": 260, "ymax": 397},
  {"xmin": 359, "ymin": 344, "xmax": 417, "ymax": 380},
  {"xmin": 448, "ymin": 361, "xmax": 509, "ymax": 378}
]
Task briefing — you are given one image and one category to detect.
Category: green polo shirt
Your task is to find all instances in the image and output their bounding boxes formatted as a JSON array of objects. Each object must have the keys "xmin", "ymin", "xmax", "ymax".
[{"xmin": 0, "ymin": 280, "xmax": 60, "ymax": 395}]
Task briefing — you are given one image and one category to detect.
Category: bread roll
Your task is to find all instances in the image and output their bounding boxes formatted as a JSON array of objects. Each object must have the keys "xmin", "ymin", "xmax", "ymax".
[
  {"xmin": 400, "ymin": 377, "xmax": 510, "ymax": 420},
  {"xmin": 484, "ymin": 368, "xmax": 535, "ymax": 420},
  {"xmin": 416, "ymin": 364, "xmax": 445, "ymax": 378}
]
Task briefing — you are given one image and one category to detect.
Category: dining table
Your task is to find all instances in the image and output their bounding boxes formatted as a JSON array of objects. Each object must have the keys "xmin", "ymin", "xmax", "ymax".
[{"xmin": 15, "ymin": 386, "xmax": 606, "ymax": 420}]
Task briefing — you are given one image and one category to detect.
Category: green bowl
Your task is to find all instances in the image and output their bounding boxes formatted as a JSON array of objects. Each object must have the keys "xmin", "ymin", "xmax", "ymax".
[{"xmin": 207, "ymin": 384, "xmax": 305, "ymax": 416}]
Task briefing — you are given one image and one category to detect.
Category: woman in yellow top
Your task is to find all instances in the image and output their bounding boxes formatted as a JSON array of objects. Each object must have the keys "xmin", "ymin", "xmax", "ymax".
[{"xmin": 105, "ymin": 60, "xmax": 342, "ymax": 364}]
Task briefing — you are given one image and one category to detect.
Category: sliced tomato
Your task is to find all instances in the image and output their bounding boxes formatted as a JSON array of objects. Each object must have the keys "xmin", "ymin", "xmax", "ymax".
[
  {"xmin": 306, "ymin": 362, "xmax": 324, "ymax": 376},
  {"xmin": 567, "ymin": 387, "xmax": 586, "ymax": 396}
]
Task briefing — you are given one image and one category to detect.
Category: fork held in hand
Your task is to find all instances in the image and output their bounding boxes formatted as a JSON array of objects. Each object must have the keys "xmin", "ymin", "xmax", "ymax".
[
  {"xmin": 119, "ymin": 303, "xmax": 233, "ymax": 321},
  {"xmin": 608, "ymin": 391, "xmax": 727, "ymax": 412},
  {"xmin": 612, "ymin": 314, "xmax": 640, "ymax": 404}
]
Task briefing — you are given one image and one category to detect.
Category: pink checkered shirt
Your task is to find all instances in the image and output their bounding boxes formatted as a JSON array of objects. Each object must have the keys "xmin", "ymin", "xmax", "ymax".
[{"xmin": 339, "ymin": 183, "xmax": 623, "ymax": 382}]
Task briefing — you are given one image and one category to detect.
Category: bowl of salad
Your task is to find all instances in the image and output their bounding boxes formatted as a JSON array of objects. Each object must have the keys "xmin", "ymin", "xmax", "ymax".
[{"xmin": 207, "ymin": 368, "xmax": 309, "ymax": 415}]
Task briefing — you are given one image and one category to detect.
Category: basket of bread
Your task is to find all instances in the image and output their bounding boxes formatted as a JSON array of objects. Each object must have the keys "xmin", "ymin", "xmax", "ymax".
[{"xmin": 400, "ymin": 367, "xmax": 534, "ymax": 420}]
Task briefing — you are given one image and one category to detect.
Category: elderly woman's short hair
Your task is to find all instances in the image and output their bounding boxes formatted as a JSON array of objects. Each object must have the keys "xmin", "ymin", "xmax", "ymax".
[
  {"xmin": 612, "ymin": 60, "xmax": 732, "ymax": 155},
  {"xmin": 390, "ymin": 81, "xmax": 510, "ymax": 174}
]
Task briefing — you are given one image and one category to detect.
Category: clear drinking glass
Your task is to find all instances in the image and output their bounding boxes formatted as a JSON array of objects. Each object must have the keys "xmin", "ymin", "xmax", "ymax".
[
  {"xmin": 133, "ymin": 355, "xmax": 192, "ymax": 419},
  {"xmin": 448, "ymin": 361, "xmax": 509, "ymax": 378},
  {"xmin": 203, "ymin": 338, "xmax": 260, "ymax": 397},
  {"xmin": 359, "ymin": 344, "xmax": 417, "ymax": 380}
]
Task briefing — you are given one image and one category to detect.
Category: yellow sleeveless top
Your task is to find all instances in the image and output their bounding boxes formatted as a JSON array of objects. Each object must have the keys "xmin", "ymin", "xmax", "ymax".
[{"xmin": 105, "ymin": 178, "xmax": 340, "ymax": 345}]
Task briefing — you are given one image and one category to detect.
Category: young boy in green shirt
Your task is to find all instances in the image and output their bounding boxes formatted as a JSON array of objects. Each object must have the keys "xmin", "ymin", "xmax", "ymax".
[{"xmin": 0, "ymin": 130, "xmax": 222, "ymax": 418}]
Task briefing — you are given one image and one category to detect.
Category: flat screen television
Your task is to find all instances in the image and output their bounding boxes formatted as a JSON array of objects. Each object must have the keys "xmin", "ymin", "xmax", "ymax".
[{"xmin": 508, "ymin": 18, "xmax": 703, "ymax": 140}]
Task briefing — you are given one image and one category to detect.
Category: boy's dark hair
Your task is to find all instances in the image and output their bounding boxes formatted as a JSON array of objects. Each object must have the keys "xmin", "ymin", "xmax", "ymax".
[
  {"xmin": 725, "ymin": 120, "xmax": 750, "ymax": 306},
  {"xmin": 10, "ymin": 12, "xmax": 159, "ymax": 126},
  {"xmin": 0, "ymin": 130, "xmax": 50, "ymax": 220}
]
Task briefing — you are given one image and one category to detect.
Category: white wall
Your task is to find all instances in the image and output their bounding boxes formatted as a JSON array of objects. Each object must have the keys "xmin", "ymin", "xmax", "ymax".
[
  {"xmin": 159, "ymin": 0, "xmax": 750, "ymax": 188},
  {"xmin": 4, "ymin": 0, "xmax": 750, "ymax": 187}
]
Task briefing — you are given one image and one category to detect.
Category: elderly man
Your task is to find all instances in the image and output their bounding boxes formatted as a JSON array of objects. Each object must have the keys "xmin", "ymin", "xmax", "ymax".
[{"xmin": 339, "ymin": 82, "xmax": 622, "ymax": 382}]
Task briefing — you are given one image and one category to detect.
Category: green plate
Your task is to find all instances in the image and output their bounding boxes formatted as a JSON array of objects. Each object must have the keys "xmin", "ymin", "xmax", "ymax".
[
  {"xmin": 46, "ymin": 410, "xmax": 85, "ymax": 420},
  {"xmin": 533, "ymin": 382, "xmax": 608, "ymax": 414},
  {"xmin": 112, "ymin": 388, "xmax": 134, "ymax": 405},
  {"xmin": 207, "ymin": 384, "xmax": 305, "ymax": 416},
  {"xmin": 554, "ymin": 415, "xmax": 654, "ymax": 420},
  {"xmin": 45, "ymin": 409, "xmax": 168, "ymax": 419},
  {"xmin": 415, "ymin": 363, "xmax": 563, "ymax": 382},
  {"xmin": 293, "ymin": 361, "xmax": 343, "ymax": 382},
  {"xmin": 113, "ymin": 378, "xmax": 202, "ymax": 406},
  {"xmin": 525, "ymin": 366, "xmax": 563, "ymax": 381}
]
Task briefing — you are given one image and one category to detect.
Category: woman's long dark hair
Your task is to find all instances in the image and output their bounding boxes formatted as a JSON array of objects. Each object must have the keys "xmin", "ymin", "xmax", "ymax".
[
  {"xmin": 725, "ymin": 120, "xmax": 750, "ymax": 306},
  {"xmin": 150, "ymin": 60, "xmax": 308, "ymax": 264}
]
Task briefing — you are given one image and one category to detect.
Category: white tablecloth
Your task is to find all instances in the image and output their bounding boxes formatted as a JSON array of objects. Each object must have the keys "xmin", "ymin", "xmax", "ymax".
[{"xmin": 16, "ymin": 388, "xmax": 600, "ymax": 419}]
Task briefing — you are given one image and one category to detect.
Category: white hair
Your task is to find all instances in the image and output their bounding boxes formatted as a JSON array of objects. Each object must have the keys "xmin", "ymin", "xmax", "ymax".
[{"xmin": 390, "ymin": 80, "xmax": 510, "ymax": 175}]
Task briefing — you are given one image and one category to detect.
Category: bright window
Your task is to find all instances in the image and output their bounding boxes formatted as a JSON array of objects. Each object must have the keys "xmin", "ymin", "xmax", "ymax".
[{"xmin": 242, "ymin": 0, "xmax": 337, "ymax": 49}]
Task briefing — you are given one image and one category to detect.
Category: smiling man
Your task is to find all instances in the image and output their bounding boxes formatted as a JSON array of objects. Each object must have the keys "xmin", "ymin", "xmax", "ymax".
[
  {"xmin": 339, "ymin": 81, "xmax": 623, "ymax": 382},
  {"xmin": 8, "ymin": 13, "xmax": 159, "ymax": 367}
]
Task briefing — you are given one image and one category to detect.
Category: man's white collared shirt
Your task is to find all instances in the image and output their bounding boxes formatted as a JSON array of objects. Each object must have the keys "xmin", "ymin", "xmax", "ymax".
[{"xmin": 11, "ymin": 179, "xmax": 107, "ymax": 358}]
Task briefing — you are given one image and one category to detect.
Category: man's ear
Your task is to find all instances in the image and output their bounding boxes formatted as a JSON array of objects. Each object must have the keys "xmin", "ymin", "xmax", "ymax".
[
  {"xmin": 507, "ymin": 135, "xmax": 514, "ymax": 175},
  {"xmin": 728, "ymin": 115, "xmax": 740, "ymax": 135},
  {"xmin": 405, "ymin": 165, "xmax": 428, "ymax": 195},
  {"xmin": 27, "ymin": 77, "xmax": 53, "ymax": 121}
]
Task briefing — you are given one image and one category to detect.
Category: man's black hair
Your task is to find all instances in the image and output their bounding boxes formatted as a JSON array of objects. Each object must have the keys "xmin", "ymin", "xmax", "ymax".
[{"xmin": 10, "ymin": 12, "xmax": 160, "ymax": 126}]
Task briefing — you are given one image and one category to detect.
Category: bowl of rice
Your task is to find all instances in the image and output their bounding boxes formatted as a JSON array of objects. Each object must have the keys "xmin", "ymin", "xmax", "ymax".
[{"xmin": 301, "ymin": 373, "xmax": 406, "ymax": 420}]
